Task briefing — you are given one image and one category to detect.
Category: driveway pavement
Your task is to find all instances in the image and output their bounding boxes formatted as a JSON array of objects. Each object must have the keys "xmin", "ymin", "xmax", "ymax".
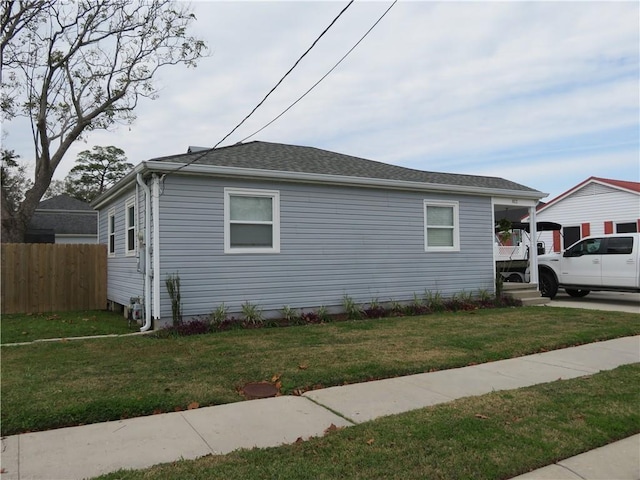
[{"xmin": 547, "ymin": 291, "xmax": 640, "ymax": 314}]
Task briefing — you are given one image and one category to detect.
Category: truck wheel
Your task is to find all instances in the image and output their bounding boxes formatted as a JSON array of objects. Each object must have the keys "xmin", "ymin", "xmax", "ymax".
[
  {"xmin": 565, "ymin": 289, "xmax": 590, "ymax": 298},
  {"xmin": 539, "ymin": 271, "xmax": 558, "ymax": 299},
  {"xmin": 507, "ymin": 273, "xmax": 523, "ymax": 283}
]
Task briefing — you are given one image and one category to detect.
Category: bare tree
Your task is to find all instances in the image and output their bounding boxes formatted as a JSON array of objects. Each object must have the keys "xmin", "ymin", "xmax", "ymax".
[{"xmin": 1, "ymin": 0, "xmax": 207, "ymax": 242}]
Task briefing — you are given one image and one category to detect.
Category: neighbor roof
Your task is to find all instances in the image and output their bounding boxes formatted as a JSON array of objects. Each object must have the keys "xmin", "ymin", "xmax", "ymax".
[
  {"xmin": 37, "ymin": 194, "xmax": 95, "ymax": 211},
  {"xmin": 151, "ymin": 141, "xmax": 540, "ymax": 193},
  {"xmin": 535, "ymin": 176, "xmax": 640, "ymax": 214},
  {"xmin": 29, "ymin": 195, "xmax": 97, "ymax": 235}
]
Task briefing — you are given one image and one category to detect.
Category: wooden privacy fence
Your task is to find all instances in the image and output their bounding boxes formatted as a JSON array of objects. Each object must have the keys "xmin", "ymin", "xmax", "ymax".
[{"xmin": 1, "ymin": 243, "xmax": 107, "ymax": 314}]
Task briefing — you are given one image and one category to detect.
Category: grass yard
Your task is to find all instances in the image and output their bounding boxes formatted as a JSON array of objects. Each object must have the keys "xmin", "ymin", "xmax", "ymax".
[
  {"xmin": 96, "ymin": 364, "xmax": 640, "ymax": 480},
  {"xmin": 1, "ymin": 307, "xmax": 639, "ymax": 436},
  {"xmin": 1, "ymin": 310, "xmax": 138, "ymax": 344}
]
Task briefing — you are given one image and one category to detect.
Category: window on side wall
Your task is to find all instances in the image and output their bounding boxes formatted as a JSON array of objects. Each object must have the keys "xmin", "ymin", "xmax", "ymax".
[
  {"xmin": 125, "ymin": 197, "xmax": 136, "ymax": 255},
  {"xmin": 424, "ymin": 200, "xmax": 459, "ymax": 252},
  {"xmin": 224, "ymin": 188, "xmax": 280, "ymax": 253},
  {"xmin": 108, "ymin": 208, "xmax": 116, "ymax": 256},
  {"xmin": 616, "ymin": 222, "xmax": 638, "ymax": 233}
]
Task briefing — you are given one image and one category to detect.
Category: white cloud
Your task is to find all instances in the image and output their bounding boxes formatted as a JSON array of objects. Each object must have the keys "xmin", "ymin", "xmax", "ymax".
[{"xmin": 2, "ymin": 0, "xmax": 638, "ymax": 200}]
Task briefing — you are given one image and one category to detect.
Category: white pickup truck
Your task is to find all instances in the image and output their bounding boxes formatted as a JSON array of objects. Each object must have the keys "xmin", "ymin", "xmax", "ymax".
[{"xmin": 537, "ymin": 233, "xmax": 640, "ymax": 299}]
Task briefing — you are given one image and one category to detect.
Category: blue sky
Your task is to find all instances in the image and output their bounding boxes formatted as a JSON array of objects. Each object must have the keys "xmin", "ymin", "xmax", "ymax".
[{"xmin": 3, "ymin": 1, "xmax": 639, "ymax": 201}]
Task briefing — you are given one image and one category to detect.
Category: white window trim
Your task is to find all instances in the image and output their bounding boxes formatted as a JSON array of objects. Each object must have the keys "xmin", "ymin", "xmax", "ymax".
[
  {"xmin": 107, "ymin": 208, "xmax": 116, "ymax": 257},
  {"xmin": 125, "ymin": 196, "xmax": 136, "ymax": 256},
  {"xmin": 424, "ymin": 200, "xmax": 460, "ymax": 252},
  {"xmin": 224, "ymin": 187, "xmax": 280, "ymax": 254}
]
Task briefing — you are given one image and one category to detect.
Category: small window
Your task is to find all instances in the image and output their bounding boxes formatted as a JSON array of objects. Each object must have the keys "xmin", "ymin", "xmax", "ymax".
[
  {"xmin": 125, "ymin": 197, "xmax": 136, "ymax": 255},
  {"xmin": 108, "ymin": 209, "xmax": 116, "ymax": 256},
  {"xmin": 563, "ymin": 226, "xmax": 581, "ymax": 249},
  {"xmin": 605, "ymin": 237, "xmax": 633, "ymax": 255},
  {"xmin": 424, "ymin": 200, "xmax": 459, "ymax": 251},
  {"xmin": 224, "ymin": 188, "xmax": 280, "ymax": 253},
  {"xmin": 616, "ymin": 222, "xmax": 637, "ymax": 233}
]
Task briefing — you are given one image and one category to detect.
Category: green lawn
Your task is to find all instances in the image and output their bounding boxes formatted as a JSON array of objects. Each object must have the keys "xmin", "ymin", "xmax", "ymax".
[
  {"xmin": 1, "ymin": 310, "xmax": 138, "ymax": 344},
  {"xmin": 1, "ymin": 307, "xmax": 639, "ymax": 436},
  {"xmin": 97, "ymin": 364, "xmax": 640, "ymax": 480}
]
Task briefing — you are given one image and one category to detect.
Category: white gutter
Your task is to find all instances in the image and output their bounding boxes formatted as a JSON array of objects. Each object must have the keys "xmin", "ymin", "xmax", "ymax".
[
  {"xmin": 136, "ymin": 173, "xmax": 152, "ymax": 332},
  {"xmin": 151, "ymin": 174, "xmax": 161, "ymax": 325}
]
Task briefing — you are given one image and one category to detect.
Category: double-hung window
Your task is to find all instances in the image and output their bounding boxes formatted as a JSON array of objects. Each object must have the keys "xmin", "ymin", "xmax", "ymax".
[
  {"xmin": 125, "ymin": 197, "xmax": 136, "ymax": 255},
  {"xmin": 224, "ymin": 188, "xmax": 280, "ymax": 253},
  {"xmin": 424, "ymin": 200, "xmax": 459, "ymax": 251},
  {"xmin": 107, "ymin": 208, "xmax": 116, "ymax": 256}
]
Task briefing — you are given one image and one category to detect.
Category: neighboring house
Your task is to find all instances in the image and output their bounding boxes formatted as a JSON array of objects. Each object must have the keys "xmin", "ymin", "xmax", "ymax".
[
  {"xmin": 27, "ymin": 194, "xmax": 98, "ymax": 244},
  {"xmin": 92, "ymin": 141, "xmax": 546, "ymax": 329},
  {"xmin": 523, "ymin": 177, "xmax": 640, "ymax": 253}
]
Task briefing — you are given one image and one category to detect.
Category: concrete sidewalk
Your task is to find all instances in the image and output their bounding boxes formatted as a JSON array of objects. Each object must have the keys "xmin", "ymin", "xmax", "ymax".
[{"xmin": 1, "ymin": 336, "xmax": 638, "ymax": 480}]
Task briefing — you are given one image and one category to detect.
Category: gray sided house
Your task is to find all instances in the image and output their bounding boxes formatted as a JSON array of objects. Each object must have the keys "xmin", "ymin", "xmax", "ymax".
[{"xmin": 93, "ymin": 141, "xmax": 546, "ymax": 330}]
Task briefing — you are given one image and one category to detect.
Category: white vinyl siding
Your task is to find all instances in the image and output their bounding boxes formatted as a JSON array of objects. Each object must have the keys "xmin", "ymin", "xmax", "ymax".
[
  {"xmin": 525, "ymin": 181, "xmax": 639, "ymax": 252},
  {"xmin": 125, "ymin": 196, "xmax": 136, "ymax": 256},
  {"xmin": 224, "ymin": 188, "xmax": 280, "ymax": 253},
  {"xmin": 424, "ymin": 200, "xmax": 460, "ymax": 251},
  {"xmin": 108, "ymin": 209, "xmax": 116, "ymax": 256}
]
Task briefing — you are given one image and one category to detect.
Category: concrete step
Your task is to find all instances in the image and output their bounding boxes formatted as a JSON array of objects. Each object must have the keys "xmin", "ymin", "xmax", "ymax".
[
  {"xmin": 520, "ymin": 296, "xmax": 550, "ymax": 306},
  {"xmin": 501, "ymin": 283, "xmax": 550, "ymax": 306}
]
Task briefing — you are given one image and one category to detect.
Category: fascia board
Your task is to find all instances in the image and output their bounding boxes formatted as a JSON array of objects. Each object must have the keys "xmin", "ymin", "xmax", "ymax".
[{"xmin": 143, "ymin": 161, "xmax": 548, "ymax": 200}]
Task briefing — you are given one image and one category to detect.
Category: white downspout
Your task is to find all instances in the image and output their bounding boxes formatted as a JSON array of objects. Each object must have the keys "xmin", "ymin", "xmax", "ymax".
[
  {"xmin": 136, "ymin": 174, "xmax": 153, "ymax": 332},
  {"xmin": 151, "ymin": 174, "xmax": 161, "ymax": 325},
  {"xmin": 529, "ymin": 206, "xmax": 539, "ymax": 287}
]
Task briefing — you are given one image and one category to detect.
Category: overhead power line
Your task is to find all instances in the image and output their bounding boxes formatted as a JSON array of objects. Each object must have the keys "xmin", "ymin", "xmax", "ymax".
[
  {"xmin": 169, "ymin": 1, "xmax": 354, "ymax": 175},
  {"xmin": 239, "ymin": 0, "xmax": 397, "ymax": 144}
]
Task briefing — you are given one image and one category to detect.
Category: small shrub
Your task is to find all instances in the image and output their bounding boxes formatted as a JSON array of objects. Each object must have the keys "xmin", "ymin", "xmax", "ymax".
[
  {"xmin": 241, "ymin": 301, "xmax": 263, "ymax": 325},
  {"xmin": 160, "ymin": 318, "xmax": 211, "ymax": 337},
  {"xmin": 476, "ymin": 289, "xmax": 492, "ymax": 303},
  {"xmin": 404, "ymin": 293, "xmax": 430, "ymax": 315},
  {"xmin": 343, "ymin": 294, "xmax": 363, "ymax": 320},
  {"xmin": 364, "ymin": 297, "xmax": 388, "ymax": 319},
  {"xmin": 165, "ymin": 273, "xmax": 182, "ymax": 326},
  {"xmin": 299, "ymin": 311, "xmax": 322, "ymax": 324},
  {"xmin": 316, "ymin": 306, "xmax": 330, "ymax": 323},
  {"xmin": 424, "ymin": 290, "xmax": 445, "ymax": 312},
  {"xmin": 496, "ymin": 295, "xmax": 523, "ymax": 308},
  {"xmin": 281, "ymin": 305, "xmax": 299, "ymax": 323},
  {"xmin": 390, "ymin": 300, "xmax": 405, "ymax": 317},
  {"xmin": 210, "ymin": 303, "xmax": 228, "ymax": 325},
  {"xmin": 444, "ymin": 291, "xmax": 476, "ymax": 312}
]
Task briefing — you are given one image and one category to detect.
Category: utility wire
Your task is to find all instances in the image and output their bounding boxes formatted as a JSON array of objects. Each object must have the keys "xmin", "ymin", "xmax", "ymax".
[
  {"xmin": 169, "ymin": 1, "xmax": 354, "ymax": 175},
  {"xmin": 239, "ymin": 0, "xmax": 397, "ymax": 144}
]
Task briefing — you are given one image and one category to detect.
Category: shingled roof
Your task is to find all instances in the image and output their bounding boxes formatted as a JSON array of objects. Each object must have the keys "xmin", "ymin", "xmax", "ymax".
[
  {"xmin": 28, "ymin": 195, "xmax": 97, "ymax": 235},
  {"xmin": 150, "ymin": 141, "xmax": 540, "ymax": 193}
]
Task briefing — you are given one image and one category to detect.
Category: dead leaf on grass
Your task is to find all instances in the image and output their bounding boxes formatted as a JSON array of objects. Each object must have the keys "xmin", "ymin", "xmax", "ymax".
[
  {"xmin": 295, "ymin": 437, "xmax": 304, "ymax": 443},
  {"xmin": 187, "ymin": 402, "xmax": 199, "ymax": 410},
  {"xmin": 174, "ymin": 406, "xmax": 183, "ymax": 412},
  {"xmin": 298, "ymin": 363, "xmax": 308, "ymax": 370},
  {"xmin": 324, "ymin": 423, "xmax": 343, "ymax": 434},
  {"xmin": 366, "ymin": 438, "xmax": 375, "ymax": 445},
  {"xmin": 474, "ymin": 414, "xmax": 489, "ymax": 420},
  {"xmin": 271, "ymin": 373, "xmax": 281, "ymax": 383},
  {"xmin": 153, "ymin": 409, "xmax": 163, "ymax": 415}
]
